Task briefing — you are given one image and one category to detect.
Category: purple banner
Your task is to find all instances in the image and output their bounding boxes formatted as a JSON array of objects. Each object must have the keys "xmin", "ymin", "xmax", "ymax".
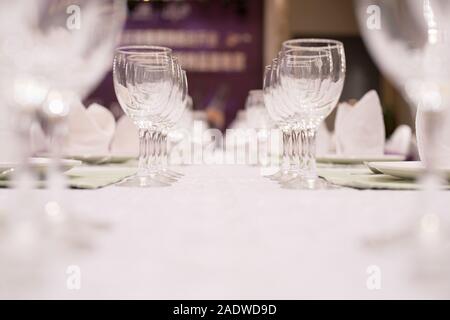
[{"xmin": 87, "ymin": 0, "xmax": 264, "ymax": 130}]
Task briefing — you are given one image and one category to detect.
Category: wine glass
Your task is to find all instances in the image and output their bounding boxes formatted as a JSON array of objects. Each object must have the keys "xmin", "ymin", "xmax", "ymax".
[
  {"xmin": 113, "ymin": 47, "xmax": 175, "ymax": 187},
  {"xmin": 355, "ymin": 0, "xmax": 450, "ymax": 247},
  {"xmin": 263, "ymin": 65, "xmax": 294, "ymax": 180},
  {"xmin": 157, "ymin": 70, "xmax": 189, "ymax": 179},
  {"xmin": 1, "ymin": 0, "xmax": 126, "ymax": 186},
  {"xmin": 0, "ymin": 0, "xmax": 126, "ymax": 224},
  {"xmin": 0, "ymin": 0, "xmax": 127, "ymax": 292},
  {"xmin": 245, "ymin": 90, "xmax": 273, "ymax": 166},
  {"xmin": 279, "ymin": 41, "xmax": 346, "ymax": 189},
  {"xmin": 245, "ymin": 90, "xmax": 271, "ymax": 129},
  {"xmin": 268, "ymin": 58, "xmax": 303, "ymax": 183},
  {"xmin": 147, "ymin": 60, "xmax": 187, "ymax": 182}
]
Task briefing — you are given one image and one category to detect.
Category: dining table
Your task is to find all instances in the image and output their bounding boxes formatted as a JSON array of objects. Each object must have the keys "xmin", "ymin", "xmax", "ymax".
[{"xmin": 1, "ymin": 164, "xmax": 450, "ymax": 299}]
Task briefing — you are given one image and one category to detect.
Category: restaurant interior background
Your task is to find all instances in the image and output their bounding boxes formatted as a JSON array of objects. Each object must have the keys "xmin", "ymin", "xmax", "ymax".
[
  {"xmin": 3, "ymin": 0, "xmax": 450, "ymax": 301},
  {"xmin": 87, "ymin": 0, "xmax": 410, "ymax": 136}
]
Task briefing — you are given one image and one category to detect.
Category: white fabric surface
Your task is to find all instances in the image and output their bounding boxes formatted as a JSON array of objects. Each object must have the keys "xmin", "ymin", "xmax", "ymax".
[{"xmin": 1, "ymin": 165, "xmax": 450, "ymax": 299}]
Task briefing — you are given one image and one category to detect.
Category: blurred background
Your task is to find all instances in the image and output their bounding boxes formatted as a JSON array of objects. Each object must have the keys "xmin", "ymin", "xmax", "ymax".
[{"xmin": 86, "ymin": 0, "xmax": 410, "ymax": 136}]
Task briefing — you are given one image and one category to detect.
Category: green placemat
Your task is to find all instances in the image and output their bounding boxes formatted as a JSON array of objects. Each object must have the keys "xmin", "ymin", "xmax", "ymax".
[
  {"xmin": 66, "ymin": 166, "xmax": 136, "ymax": 189},
  {"xmin": 318, "ymin": 168, "xmax": 450, "ymax": 190},
  {"xmin": 0, "ymin": 166, "xmax": 137, "ymax": 190}
]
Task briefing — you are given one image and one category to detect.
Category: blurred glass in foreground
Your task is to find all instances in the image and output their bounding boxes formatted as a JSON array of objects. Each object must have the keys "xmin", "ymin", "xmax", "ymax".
[{"xmin": 356, "ymin": 0, "xmax": 450, "ymax": 274}]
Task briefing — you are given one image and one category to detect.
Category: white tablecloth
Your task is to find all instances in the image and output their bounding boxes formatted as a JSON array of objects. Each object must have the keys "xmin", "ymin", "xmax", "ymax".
[{"xmin": 1, "ymin": 165, "xmax": 450, "ymax": 299}]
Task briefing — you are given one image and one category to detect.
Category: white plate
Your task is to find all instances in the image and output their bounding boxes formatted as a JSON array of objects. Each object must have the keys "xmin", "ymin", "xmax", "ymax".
[
  {"xmin": 366, "ymin": 161, "xmax": 450, "ymax": 180},
  {"xmin": 317, "ymin": 154, "xmax": 405, "ymax": 165},
  {"xmin": 63, "ymin": 154, "xmax": 136, "ymax": 164},
  {"xmin": 0, "ymin": 158, "xmax": 82, "ymax": 178}
]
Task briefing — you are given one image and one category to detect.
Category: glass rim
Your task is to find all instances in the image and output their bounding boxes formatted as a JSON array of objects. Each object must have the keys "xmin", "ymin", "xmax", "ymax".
[
  {"xmin": 282, "ymin": 38, "xmax": 344, "ymax": 50},
  {"xmin": 283, "ymin": 48, "xmax": 330, "ymax": 58},
  {"xmin": 126, "ymin": 57, "xmax": 172, "ymax": 69},
  {"xmin": 115, "ymin": 45, "xmax": 173, "ymax": 55},
  {"xmin": 127, "ymin": 54, "xmax": 172, "ymax": 61}
]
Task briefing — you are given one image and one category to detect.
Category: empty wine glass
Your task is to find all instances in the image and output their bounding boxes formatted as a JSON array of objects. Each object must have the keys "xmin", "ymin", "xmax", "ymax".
[
  {"xmin": 355, "ymin": 0, "xmax": 450, "ymax": 247},
  {"xmin": 280, "ymin": 41, "xmax": 346, "ymax": 189},
  {"xmin": 157, "ymin": 69, "xmax": 189, "ymax": 179},
  {"xmin": 1, "ymin": 0, "xmax": 126, "ymax": 193},
  {"xmin": 147, "ymin": 60, "xmax": 187, "ymax": 183},
  {"xmin": 263, "ymin": 65, "xmax": 294, "ymax": 180},
  {"xmin": 245, "ymin": 90, "xmax": 273, "ymax": 165},
  {"xmin": 269, "ymin": 58, "xmax": 302, "ymax": 183},
  {"xmin": 245, "ymin": 90, "xmax": 271, "ymax": 129},
  {"xmin": 1, "ymin": 0, "xmax": 126, "ymax": 221},
  {"xmin": 0, "ymin": 0, "xmax": 127, "ymax": 290},
  {"xmin": 113, "ymin": 46, "xmax": 174, "ymax": 187}
]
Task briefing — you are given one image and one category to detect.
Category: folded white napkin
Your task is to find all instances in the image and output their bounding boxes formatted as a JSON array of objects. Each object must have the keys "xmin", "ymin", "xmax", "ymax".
[
  {"xmin": 416, "ymin": 108, "xmax": 450, "ymax": 167},
  {"xmin": 110, "ymin": 115, "xmax": 139, "ymax": 156},
  {"xmin": 385, "ymin": 124, "xmax": 412, "ymax": 156},
  {"xmin": 334, "ymin": 90, "xmax": 385, "ymax": 156},
  {"xmin": 64, "ymin": 101, "xmax": 116, "ymax": 156},
  {"xmin": 316, "ymin": 122, "xmax": 333, "ymax": 156}
]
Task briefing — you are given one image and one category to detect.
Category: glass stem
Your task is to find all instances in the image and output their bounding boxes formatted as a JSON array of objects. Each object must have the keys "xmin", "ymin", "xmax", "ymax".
[
  {"xmin": 417, "ymin": 110, "xmax": 443, "ymax": 236},
  {"xmin": 292, "ymin": 130, "xmax": 302, "ymax": 174},
  {"xmin": 13, "ymin": 110, "xmax": 37, "ymax": 220},
  {"xmin": 147, "ymin": 129, "xmax": 158, "ymax": 174},
  {"xmin": 304, "ymin": 127, "xmax": 318, "ymax": 180},
  {"xmin": 16, "ymin": 111, "xmax": 35, "ymax": 184},
  {"xmin": 137, "ymin": 129, "xmax": 148, "ymax": 177},
  {"xmin": 422, "ymin": 110, "xmax": 442, "ymax": 179},
  {"xmin": 281, "ymin": 129, "xmax": 290, "ymax": 171},
  {"xmin": 288, "ymin": 129, "xmax": 297, "ymax": 172},
  {"xmin": 161, "ymin": 132, "xmax": 168, "ymax": 170},
  {"xmin": 155, "ymin": 131, "xmax": 163, "ymax": 170},
  {"xmin": 47, "ymin": 118, "xmax": 68, "ymax": 196},
  {"xmin": 300, "ymin": 129, "xmax": 308, "ymax": 171}
]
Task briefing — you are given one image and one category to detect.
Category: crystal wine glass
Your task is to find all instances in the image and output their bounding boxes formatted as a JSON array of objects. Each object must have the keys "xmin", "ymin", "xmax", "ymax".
[
  {"xmin": 263, "ymin": 65, "xmax": 294, "ymax": 181},
  {"xmin": 355, "ymin": 0, "xmax": 450, "ymax": 247},
  {"xmin": 113, "ymin": 46, "xmax": 175, "ymax": 187},
  {"xmin": 279, "ymin": 40, "xmax": 346, "ymax": 189}
]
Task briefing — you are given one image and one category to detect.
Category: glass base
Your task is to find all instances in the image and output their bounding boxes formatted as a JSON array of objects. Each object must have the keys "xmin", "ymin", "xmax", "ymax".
[
  {"xmin": 116, "ymin": 174, "xmax": 170, "ymax": 188},
  {"xmin": 276, "ymin": 171, "xmax": 303, "ymax": 184},
  {"xmin": 264, "ymin": 169, "xmax": 289, "ymax": 181},
  {"xmin": 281, "ymin": 176, "xmax": 332, "ymax": 190},
  {"xmin": 161, "ymin": 168, "xmax": 184, "ymax": 178},
  {"xmin": 154, "ymin": 173, "xmax": 178, "ymax": 184}
]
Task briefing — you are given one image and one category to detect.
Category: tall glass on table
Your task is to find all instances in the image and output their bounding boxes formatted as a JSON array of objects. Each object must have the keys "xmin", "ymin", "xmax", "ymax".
[
  {"xmin": 356, "ymin": 0, "xmax": 450, "ymax": 250},
  {"xmin": 113, "ymin": 47, "xmax": 175, "ymax": 187},
  {"xmin": 278, "ymin": 46, "xmax": 345, "ymax": 189},
  {"xmin": 0, "ymin": 0, "xmax": 126, "ymax": 230}
]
